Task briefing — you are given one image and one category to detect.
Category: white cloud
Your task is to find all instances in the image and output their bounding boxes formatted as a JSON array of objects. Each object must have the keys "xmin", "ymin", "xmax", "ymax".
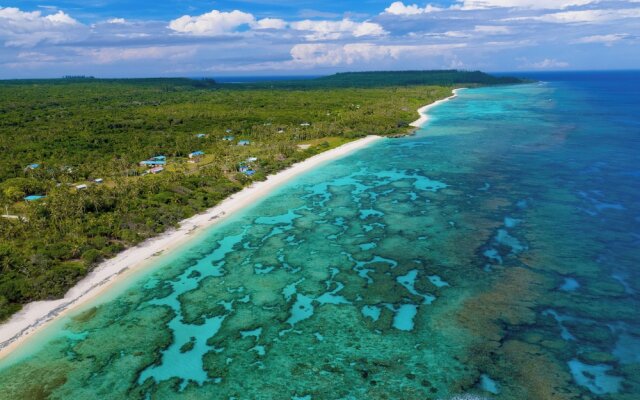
[
  {"xmin": 384, "ymin": 0, "xmax": 600, "ymax": 13},
  {"xmin": 106, "ymin": 18, "xmax": 127, "ymax": 24},
  {"xmin": 441, "ymin": 31, "xmax": 472, "ymax": 38},
  {"xmin": 474, "ymin": 25, "xmax": 511, "ymax": 34},
  {"xmin": 0, "ymin": 6, "xmax": 83, "ymax": 47},
  {"xmin": 251, "ymin": 18, "xmax": 287, "ymax": 30},
  {"xmin": 16, "ymin": 51, "xmax": 60, "ymax": 62},
  {"xmin": 384, "ymin": 2, "xmax": 443, "ymax": 15},
  {"xmin": 169, "ymin": 10, "xmax": 255, "ymax": 35},
  {"xmin": 213, "ymin": 42, "xmax": 465, "ymax": 72},
  {"xmin": 353, "ymin": 22, "xmax": 388, "ymax": 37},
  {"xmin": 413, "ymin": 25, "xmax": 510, "ymax": 40},
  {"xmin": 458, "ymin": 0, "xmax": 597, "ymax": 10},
  {"xmin": 290, "ymin": 19, "xmax": 387, "ymax": 41},
  {"xmin": 289, "ymin": 42, "xmax": 465, "ymax": 66},
  {"xmin": 529, "ymin": 58, "xmax": 570, "ymax": 69},
  {"xmin": 1, "ymin": 1, "xmax": 638, "ymax": 77},
  {"xmin": 506, "ymin": 8, "xmax": 640, "ymax": 23},
  {"xmin": 290, "ymin": 43, "xmax": 396, "ymax": 65},
  {"xmin": 81, "ymin": 46, "xmax": 198, "ymax": 64},
  {"xmin": 574, "ymin": 33, "xmax": 630, "ymax": 45},
  {"xmin": 3, "ymin": 51, "xmax": 67, "ymax": 69}
]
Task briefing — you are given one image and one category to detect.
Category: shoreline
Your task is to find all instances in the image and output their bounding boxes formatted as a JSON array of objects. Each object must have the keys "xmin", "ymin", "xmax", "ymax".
[
  {"xmin": 0, "ymin": 135, "xmax": 381, "ymax": 359},
  {"xmin": 410, "ymin": 88, "xmax": 464, "ymax": 128},
  {"xmin": 0, "ymin": 89, "xmax": 461, "ymax": 360}
]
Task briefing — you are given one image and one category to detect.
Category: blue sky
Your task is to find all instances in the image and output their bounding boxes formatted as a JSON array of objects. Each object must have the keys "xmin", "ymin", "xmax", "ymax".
[{"xmin": 0, "ymin": 0, "xmax": 638, "ymax": 78}]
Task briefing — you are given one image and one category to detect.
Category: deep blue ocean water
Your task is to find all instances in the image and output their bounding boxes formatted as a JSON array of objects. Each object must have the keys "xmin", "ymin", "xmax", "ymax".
[{"xmin": 0, "ymin": 72, "xmax": 638, "ymax": 399}]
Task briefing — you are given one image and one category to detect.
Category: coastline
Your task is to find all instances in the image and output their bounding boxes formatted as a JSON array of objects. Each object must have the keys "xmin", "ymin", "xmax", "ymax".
[
  {"xmin": 0, "ymin": 89, "xmax": 460, "ymax": 360},
  {"xmin": 410, "ymin": 88, "xmax": 464, "ymax": 128},
  {"xmin": 0, "ymin": 136, "xmax": 382, "ymax": 359}
]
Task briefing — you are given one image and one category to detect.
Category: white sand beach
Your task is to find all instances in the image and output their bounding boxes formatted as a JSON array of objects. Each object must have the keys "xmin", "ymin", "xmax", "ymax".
[
  {"xmin": 410, "ymin": 88, "xmax": 464, "ymax": 128},
  {"xmin": 0, "ymin": 90, "xmax": 460, "ymax": 359},
  {"xmin": 0, "ymin": 136, "xmax": 383, "ymax": 358}
]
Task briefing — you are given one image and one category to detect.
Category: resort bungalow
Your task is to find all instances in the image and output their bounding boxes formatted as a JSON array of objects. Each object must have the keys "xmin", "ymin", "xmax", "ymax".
[
  {"xmin": 238, "ymin": 140, "xmax": 250, "ymax": 146},
  {"xmin": 225, "ymin": 129, "xmax": 232, "ymax": 133},
  {"xmin": 94, "ymin": 178, "xmax": 104, "ymax": 184},
  {"xmin": 300, "ymin": 122, "xmax": 311, "ymax": 127},
  {"xmin": 148, "ymin": 166, "xmax": 164, "ymax": 174},
  {"xmin": 239, "ymin": 165, "xmax": 256, "ymax": 176},
  {"xmin": 140, "ymin": 156, "xmax": 167, "ymax": 167},
  {"xmin": 222, "ymin": 135, "xmax": 235, "ymax": 141},
  {"xmin": 246, "ymin": 157, "xmax": 258, "ymax": 162},
  {"xmin": 195, "ymin": 133, "xmax": 207, "ymax": 138},
  {"xmin": 75, "ymin": 184, "xmax": 88, "ymax": 190},
  {"xmin": 188, "ymin": 151, "xmax": 204, "ymax": 163},
  {"xmin": 24, "ymin": 195, "xmax": 46, "ymax": 201}
]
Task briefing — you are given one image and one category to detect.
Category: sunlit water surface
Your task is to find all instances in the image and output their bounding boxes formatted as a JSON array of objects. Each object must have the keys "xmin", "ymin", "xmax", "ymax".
[{"xmin": 1, "ymin": 72, "xmax": 639, "ymax": 400}]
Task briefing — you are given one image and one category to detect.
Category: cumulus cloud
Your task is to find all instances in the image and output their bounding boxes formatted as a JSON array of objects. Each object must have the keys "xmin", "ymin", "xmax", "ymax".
[
  {"xmin": 251, "ymin": 18, "xmax": 287, "ymax": 30},
  {"xmin": 290, "ymin": 43, "xmax": 397, "ymax": 65},
  {"xmin": 169, "ymin": 10, "xmax": 255, "ymax": 35},
  {"xmin": 384, "ymin": 2, "xmax": 443, "ymax": 15},
  {"xmin": 353, "ymin": 22, "xmax": 388, "ymax": 37},
  {"xmin": 0, "ymin": 6, "xmax": 83, "ymax": 47},
  {"xmin": 1, "ymin": 1, "xmax": 639, "ymax": 77},
  {"xmin": 289, "ymin": 42, "xmax": 465, "ymax": 66},
  {"xmin": 290, "ymin": 19, "xmax": 387, "ymax": 41}
]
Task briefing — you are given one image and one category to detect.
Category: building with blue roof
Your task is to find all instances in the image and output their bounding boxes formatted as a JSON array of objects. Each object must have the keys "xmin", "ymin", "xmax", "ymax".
[
  {"xmin": 239, "ymin": 165, "xmax": 256, "ymax": 176},
  {"xmin": 24, "ymin": 195, "xmax": 46, "ymax": 201},
  {"xmin": 140, "ymin": 155, "xmax": 167, "ymax": 166},
  {"xmin": 140, "ymin": 160, "xmax": 166, "ymax": 166}
]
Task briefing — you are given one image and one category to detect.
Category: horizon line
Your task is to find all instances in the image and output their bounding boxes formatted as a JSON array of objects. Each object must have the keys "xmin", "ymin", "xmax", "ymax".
[{"xmin": 1, "ymin": 68, "xmax": 640, "ymax": 82}]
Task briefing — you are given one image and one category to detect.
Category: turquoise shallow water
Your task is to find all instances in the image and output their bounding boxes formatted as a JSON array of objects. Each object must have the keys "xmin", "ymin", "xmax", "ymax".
[{"xmin": 0, "ymin": 73, "xmax": 639, "ymax": 399}]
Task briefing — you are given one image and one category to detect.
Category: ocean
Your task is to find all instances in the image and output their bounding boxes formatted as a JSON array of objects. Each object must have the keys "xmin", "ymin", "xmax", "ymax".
[{"xmin": 0, "ymin": 72, "xmax": 638, "ymax": 399}]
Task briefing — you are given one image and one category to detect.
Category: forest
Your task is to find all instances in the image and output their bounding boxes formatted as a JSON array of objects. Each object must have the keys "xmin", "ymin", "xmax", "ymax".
[
  {"xmin": 228, "ymin": 69, "xmax": 525, "ymax": 89},
  {"xmin": 0, "ymin": 70, "xmax": 522, "ymax": 321}
]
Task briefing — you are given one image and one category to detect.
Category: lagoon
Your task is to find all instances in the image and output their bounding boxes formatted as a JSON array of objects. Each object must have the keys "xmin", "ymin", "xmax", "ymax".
[{"xmin": 1, "ymin": 72, "xmax": 639, "ymax": 399}]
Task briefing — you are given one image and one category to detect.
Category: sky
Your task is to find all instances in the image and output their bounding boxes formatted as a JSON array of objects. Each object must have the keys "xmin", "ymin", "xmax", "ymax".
[{"xmin": 0, "ymin": 0, "xmax": 638, "ymax": 78}]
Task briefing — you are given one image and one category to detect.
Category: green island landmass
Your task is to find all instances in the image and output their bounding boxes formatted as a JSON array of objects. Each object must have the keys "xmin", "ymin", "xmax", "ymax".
[{"xmin": 0, "ymin": 70, "xmax": 521, "ymax": 321}]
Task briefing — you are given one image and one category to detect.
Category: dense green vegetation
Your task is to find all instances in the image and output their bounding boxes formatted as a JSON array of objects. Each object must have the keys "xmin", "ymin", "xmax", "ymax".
[
  {"xmin": 233, "ymin": 70, "xmax": 524, "ymax": 89},
  {"xmin": 316, "ymin": 70, "xmax": 524, "ymax": 86},
  {"xmin": 0, "ymin": 71, "xmax": 521, "ymax": 321}
]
